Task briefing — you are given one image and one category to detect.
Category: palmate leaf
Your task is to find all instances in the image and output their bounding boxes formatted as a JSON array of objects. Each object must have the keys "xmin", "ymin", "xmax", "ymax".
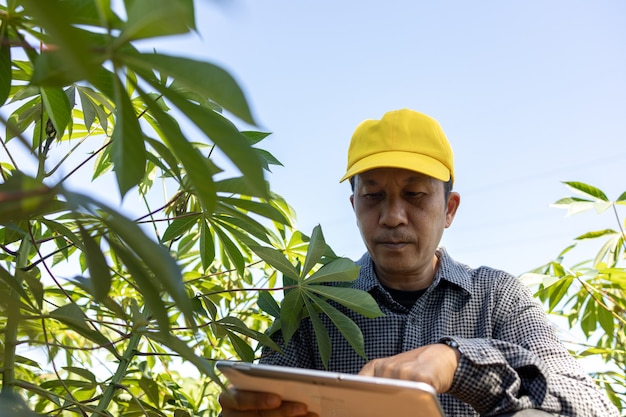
[{"xmin": 307, "ymin": 293, "xmax": 367, "ymax": 360}]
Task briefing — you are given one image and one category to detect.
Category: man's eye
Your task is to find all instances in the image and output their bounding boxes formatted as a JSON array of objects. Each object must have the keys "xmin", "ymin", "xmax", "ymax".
[
  {"xmin": 364, "ymin": 192, "xmax": 383, "ymax": 198},
  {"xmin": 405, "ymin": 192, "xmax": 425, "ymax": 198}
]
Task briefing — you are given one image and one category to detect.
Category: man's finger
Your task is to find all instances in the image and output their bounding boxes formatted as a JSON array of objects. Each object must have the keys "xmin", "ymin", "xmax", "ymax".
[{"xmin": 219, "ymin": 389, "xmax": 282, "ymax": 411}]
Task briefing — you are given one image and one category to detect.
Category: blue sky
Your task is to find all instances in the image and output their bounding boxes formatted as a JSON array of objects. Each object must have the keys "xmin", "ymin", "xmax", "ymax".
[{"xmin": 149, "ymin": 0, "xmax": 626, "ymax": 276}]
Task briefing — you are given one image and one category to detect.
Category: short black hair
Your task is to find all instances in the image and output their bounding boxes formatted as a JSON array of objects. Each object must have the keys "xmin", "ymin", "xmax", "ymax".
[{"xmin": 349, "ymin": 175, "xmax": 453, "ymax": 202}]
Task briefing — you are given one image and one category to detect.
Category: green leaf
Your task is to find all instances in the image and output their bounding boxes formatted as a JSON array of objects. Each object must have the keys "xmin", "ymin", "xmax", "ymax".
[
  {"xmin": 199, "ymin": 219, "xmax": 215, "ymax": 269},
  {"xmin": 241, "ymin": 131, "xmax": 271, "ymax": 145},
  {"xmin": 161, "ymin": 214, "xmax": 201, "ymax": 243},
  {"xmin": 580, "ymin": 299, "xmax": 598, "ymax": 336},
  {"xmin": 215, "ymin": 177, "xmax": 266, "ymax": 198},
  {"xmin": 280, "ymin": 288, "xmax": 304, "ymax": 345},
  {"xmin": 214, "ymin": 205, "xmax": 273, "ymax": 245},
  {"xmin": 63, "ymin": 366, "xmax": 97, "ymax": 383},
  {"xmin": 305, "ymin": 285, "xmax": 384, "ymax": 319},
  {"xmin": 227, "ymin": 332, "xmax": 255, "ymax": 362},
  {"xmin": 41, "ymin": 86, "xmax": 71, "ymax": 139},
  {"xmin": 546, "ymin": 276, "xmax": 574, "ymax": 312},
  {"xmin": 0, "ymin": 266, "xmax": 32, "ymax": 308},
  {"xmin": 305, "ymin": 299, "xmax": 331, "ymax": 369},
  {"xmin": 5, "ymin": 96, "xmax": 41, "ymax": 141},
  {"xmin": 77, "ymin": 87, "xmax": 97, "ymax": 130},
  {"xmin": 616, "ymin": 191, "xmax": 626, "ymax": 203},
  {"xmin": 305, "ymin": 258, "xmax": 360, "ymax": 284},
  {"xmin": 122, "ymin": 52, "xmax": 255, "ymax": 124},
  {"xmin": 111, "ymin": 75, "xmax": 146, "ymax": 197},
  {"xmin": 219, "ymin": 197, "xmax": 291, "ymax": 225},
  {"xmin": 257, "ymin": 291, "xmax": 281, "ymax": 319},
  {"xmin": 563, "ymin": 181, "xmax": 609, "ymax": 202},
  {"xmin": 596, "ymin": 302, "xmax": 614, "ymax": 336},
  {"xmin": 218, "ymin": 316, "xmax": 283, "ymax": 353},
  {"xmin": 78, "ymin": 225, "xmax": 111, "ymax": 302},
  {"xmin": 307, "ymin": 294, "xmax": 367, "ymax": 359},
  {"xmin": 139, "ymin": 376, "xmax": 160, "ymax": 406},
  {"xmin": 49, "ymin": 304, "xmax": 114, "ymax": 353},
  {"xmin": 121, "ymin": 0, "xmax": 194, "ymax": 42},
  {"xmin": 249, "ymin": 245, "xmax": 299, "ymax": 279},
  {"xmin": 0, "ymin": 172, "xmax": 59, "ymax": 225},
  {"xmin": 212, "ymin": 223, "xmax": 246, "ymax": 277},
  {"xmin": 0, "ymin": 391, "xmax": 41, "ymax": 417},
  {"xmin": 0, "ymin": 31, "xmax": 11, "ymax": 106},
  {"xmin": 575, "ymin": 229, "xmax": 617, "ymax": 240},
  {"xmin": 23, "ymin": 0, "xmax": 102, "ymax": 85},
  {"xmin": 301, "ymin": 225, "xmax": 326, "ymax": 277}
]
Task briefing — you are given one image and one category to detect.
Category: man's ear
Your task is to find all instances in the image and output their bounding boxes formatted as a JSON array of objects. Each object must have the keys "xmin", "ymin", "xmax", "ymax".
[
  {"xmin": 445, "ymin": 192, "xmax": 460, "ymax": 228},
  {"xmin": 350, "ymin": 194, "xmax": 355, "ymax": 209}
]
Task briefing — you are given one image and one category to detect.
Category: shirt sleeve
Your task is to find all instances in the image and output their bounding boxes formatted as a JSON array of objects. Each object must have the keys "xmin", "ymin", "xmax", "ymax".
[{"xmin": 442, "ymin": 274, "xmax": 619, "ymax": 417}]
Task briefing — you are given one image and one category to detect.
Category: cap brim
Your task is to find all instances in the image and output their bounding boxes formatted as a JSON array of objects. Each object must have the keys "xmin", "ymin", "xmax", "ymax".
[{"xmin": 339, "ymin": 151, "xmax": 451, "ymax": 183}]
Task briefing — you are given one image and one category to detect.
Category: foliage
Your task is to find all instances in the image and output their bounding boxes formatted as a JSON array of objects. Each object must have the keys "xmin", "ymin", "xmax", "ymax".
[
  {"xmin": 0, "ymin": 1, "xmax": 382, "ymax": 416},
  {"xmin": 523, "ymin": 182, "xmax": 626, "ymax": 413}
]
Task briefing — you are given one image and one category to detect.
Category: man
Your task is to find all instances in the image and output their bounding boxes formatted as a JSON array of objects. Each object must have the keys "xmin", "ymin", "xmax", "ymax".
[{"xmin": 219, "ymin": 109, "xmax": 619, "ymax": 416}]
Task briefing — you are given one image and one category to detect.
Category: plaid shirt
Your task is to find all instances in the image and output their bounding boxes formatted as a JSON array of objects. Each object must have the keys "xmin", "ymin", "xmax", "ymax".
[{"xmin": 261, "ymin": 248, "xmax": 619, "ymax": 416}]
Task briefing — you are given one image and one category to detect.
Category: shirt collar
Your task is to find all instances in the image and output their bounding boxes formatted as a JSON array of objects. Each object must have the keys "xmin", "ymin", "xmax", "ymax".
[{"xmin": 353, "ymin": 247, "xmax": 474, "ymax": 297}]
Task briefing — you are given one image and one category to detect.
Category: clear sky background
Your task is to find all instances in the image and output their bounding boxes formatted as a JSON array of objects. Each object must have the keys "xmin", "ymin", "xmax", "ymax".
[{"xmin": 147, "ymin": 0, "xmax": 626, "ymax": 277}]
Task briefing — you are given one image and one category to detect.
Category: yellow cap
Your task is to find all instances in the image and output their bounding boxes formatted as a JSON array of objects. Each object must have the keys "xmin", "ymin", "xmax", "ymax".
[{"xmin": 340, "ymin": 109, "xmax": 454, "ymax": 184}]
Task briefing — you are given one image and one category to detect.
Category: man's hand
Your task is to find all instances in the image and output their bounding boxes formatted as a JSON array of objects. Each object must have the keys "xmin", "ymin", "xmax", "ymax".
[
  {"xmin": 218, "ymin": 387, "xmax": 317, "ymax": 417},
  {"xmin": 358, "ymin": 343, "xmax": 460, "ymax": 393}
]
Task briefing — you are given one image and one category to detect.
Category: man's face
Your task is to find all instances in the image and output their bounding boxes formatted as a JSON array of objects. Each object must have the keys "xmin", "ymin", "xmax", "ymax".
[{"xmin": 350, "ymin": 168, "xmax": 460, "ymax": 289}]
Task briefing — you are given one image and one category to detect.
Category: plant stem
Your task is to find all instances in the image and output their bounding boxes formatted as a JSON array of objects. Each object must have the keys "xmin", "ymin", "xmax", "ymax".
[
  {"xmin": 2, "ymin": 237, "xmax": 32, "ymax": 393},
  {"xmin": 611, "ymin": 203, "xmax": 626, "ymax": 253},
  {"xmin": 91, "ymin": 332, "xmax": 142, "ymax": 416},
  {"xmin": 1, "ymin": 293, "xmax": 19, "ymax": 394}
]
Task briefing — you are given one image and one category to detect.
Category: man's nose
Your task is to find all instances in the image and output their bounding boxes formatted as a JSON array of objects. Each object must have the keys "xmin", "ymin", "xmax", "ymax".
[{"xmin": 380, "ymin": 197, "xmax": 408, "ymax": 227}]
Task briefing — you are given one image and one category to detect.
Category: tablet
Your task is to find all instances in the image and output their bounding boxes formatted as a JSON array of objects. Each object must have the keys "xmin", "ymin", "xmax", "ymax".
[{"xmin": 216, "ymin": 361, "xmax": 445, "ymax": 417}]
